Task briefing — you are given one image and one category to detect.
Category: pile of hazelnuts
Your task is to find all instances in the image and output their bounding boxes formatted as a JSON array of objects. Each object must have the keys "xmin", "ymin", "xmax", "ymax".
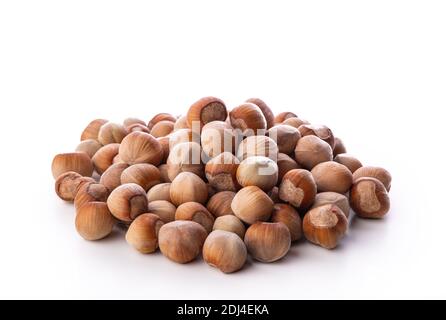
[{"xmin": 51, "ymin": 97, "xmax": 392, "ymax": 274}]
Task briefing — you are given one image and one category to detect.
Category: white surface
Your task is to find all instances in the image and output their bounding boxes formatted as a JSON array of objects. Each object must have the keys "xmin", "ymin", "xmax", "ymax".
[{"xmin": 0, "ymin": 0, "xmax": 445, "ymax": 300}]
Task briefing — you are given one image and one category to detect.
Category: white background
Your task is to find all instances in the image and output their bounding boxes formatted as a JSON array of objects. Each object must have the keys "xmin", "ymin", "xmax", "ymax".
[{"xmin": 0, "ymin": 0, "xmax": 445, "ymax": 299}]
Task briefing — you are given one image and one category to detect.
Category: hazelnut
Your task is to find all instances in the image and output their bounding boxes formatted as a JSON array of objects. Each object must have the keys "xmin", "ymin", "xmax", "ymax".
[
  {"xmin": 158, "ymin": 164, "xmax": 171, "ymax": 183},
  {"xmin": 237, "ymin": 135, "xmax": 278, "ymax": 161},
  {"xmin": 203, "ymin": 230, "xmax": 247, "ymax": 273},
  {"xmin": 166, "ymin": 142, "xmax": 204, "ymax": 181},
  {"xmin": 119, "ymin": 132, "xmax": 163, "ymax": 166},
  {"xmin": 311, "ymin": 161, "xmax": 353, "ymax": 194},
  {"xmin": 350, "ymin": 177, "xmax": 390, "ymax": 219},
  {"xmin": 279, "ymin": 169, "xmax": 317, "ymax": 210},
  {"xmin": 244, "ymin": 222, "xmax": 291, "ymax": 263},
  {"xmin": 268, "ymin": 186, "xmax": 280, "ymax": 204},
  {"xmin": 121, "ymin": 164, "xmax": 161, "ymax": 191},
  {"xmin": 303, "ymin": 204, "xmax": 348, "ymax": 249},
  {"xmin": 201, "ymin": 121, "xmax": 235, "ymax": 158},
  {"xmin": 157, "ymin": 136, "xmax": 170, "ymax": 163},
  {"xmin": 170, "ymin": 172, "xmax": 208, "ymax": 206},
  {"xmin": 271, "ymin": 204, "xmax": 302, "ymax": 242},
  {"xmin": 107, "ymin": 183, "xmax": 148, "ymax": 222},
  {"xmin": 274, "ymin": 112, "xmax": 297, "ymax": 124},
  {"xmin": 231, "ymin": 186, "xmax": 274, "ymax": 225},
  {"xmin": 75, "ymin": 139, "xmax": 103, "ymax": 158},
  {"xmin": 113, "ymin": 154, "xmax": 123, "ymax": 164},
  {"xmin": 92, "ymin": 143, "xmax": 120, "ymax": 174},
  {"xmin": 97, "ymin": 122, "xmax": 128, "ymax": 145},
  {"xmin": 246, "ymin": 98, "xmax": 275, "ymax": 129},
  {"xmin": 75, "ymin": 202, "xmax": 115, "ymax": 241},
  {"xmin": 277, "ymin": 153, "xmax": 300, "ymax": 183},
  {"xmin": 334, "ymin": 154, "xmax": 363, "ymax": 174},
  {"xmin": 282, "ymin": 117, "xmax": 310, "ymax": 129},
  {"xmin": 333, "ymin": 137, "xmax": 347, "ymax": 156},
  {"xmin": 206, "ymin": 191, "xmax": 236, "ymax": 217},
  {"xmin": 55, "ymin": 172, "xmax": 95, "ymax": 201},
  {"xmin": 268, "ymin": 125, "xmax": 301, "ymax": 154},
  {"xmin": 186, "ymin": 96, "xmax": 228, "ymax": 130},
  {"xmin": 147, "ymin": 200, "xmax": 177, "ymax": 223},
  {"xmin": 236, "ymin": 156, "xmax": 278, "ymax": 191},
  {"xmin": 80, "ymin": 119, "xmax": 108, "ymax": 141},
  {"xmin": 51, "ymin": 152, "xmax": 94, "ymax": 179},
  {"xmin": 123, "ymin": 117, "xmax": 146, "ymax": 129},
  {"xmin": 148, "ymin": 113, "xmax": 177, "ymax": 130},
  {"xmin": 127, "ymin": 123, "xmax": 151, "ymax": 134},
  {"xmin": 205, "ymin": 152, "xmax": 240, "ymax": 192},
  {"xmin": 99, "ymin": 163, "xmax": 129, "ymax": 192},
  {"xmin": 352, "ymin": 166, "xmax": 392, "ymax": 192},
  {"xmin": 312, "ymin": 192, "xmax": 350, "ymax": 218},
  {"xmin": 173, "ymin": 115, "xmax": 189, "ymax": 131},
  {"xmin": 230, "ymin": 103, "xmax": 267, "ymax": 135},
  {"xmin": 146, "ymin": 183, "xmax": 172, "ymax": 202},
  {"xmin": 298, "ymin": 124, "xmax": 335, "ymax": 149},
  {"xmin": 158, "ymin": 221, "xmax": 208, "ymax": 264},
  {"xmin": 74, "ymin": 182, "xmax": 110, "ymax": 210},
  {"xmin": 169, "ymin": 128, "xmax": 200, "ymax": 150},
  {"xmin": 150, "ymin": 120, "xmax": 175, "ymax": 138},
  {"xmin": 175, "ymin": 202, "xmax": 215, "ymax": 233},
  {"xmin": 213, "ymin": 215, "xmax": 246, "ymax": 239},
  {"xmin": 126, "ymin": 213, "xmax": 164, "ymax": 253},
  {"xmin": 294, "ymin": 135, "xmax": 333, "ymax": 170}
]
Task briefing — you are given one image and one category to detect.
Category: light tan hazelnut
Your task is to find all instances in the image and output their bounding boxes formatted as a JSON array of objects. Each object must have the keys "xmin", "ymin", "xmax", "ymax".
[
  {"xmin": 352, "ymin": 166, "xmax": 392, "ymax": 191},
  {"xmin": 206, "ymin": 191, "xmax": 236, "ymax": 217},
  {"xmin": 150, "ymin": 120, "xmax": 175, "ymax": 138},
  {"xmin": 99, "ymin": 163, "xmax": 129, "ymax": 192},
  {"xmin": 107, "ymin": 183, "xmax": 148, "ymax": 222},
  {"xmin": 148, "ymin": 113, "xmax": 177, "ymax": 130},
  {"xmin": 236, "ymin": 156, "xmax": 278, "ymax": 191},
  {"xmin": 51, "ymin": 152, "xmax": 94, "ymax": 179},
  {"xmin": 213, "ymin": 215, "xmax": 246, "ymax": 239},
  {"xmin": 334, "ymin": 154, "xmax": 363, "ymax": 174},
  {"xmin": 274, "ymin": 112, "xmax": 297, "ymax": 124},
  {"xmin": 350, "ymin": 177, "xmax": 390, "ymax": 219},
  {"xmin": 187, "ymin": 96, "xmax": 228, "ymax": 130},
  {"xmin": 98, "ymin": 122, "xmax": 128, "ymax": 145},
  {"xmin": 282, "ymin": 117, "xmax": 310, "ymax": 129},
  {"xmin": 298, "ymin": 124, "xmax": 335, "ymax": 149},
  {"xmin": 158, "ymin": 164, "xmax": 171, "ymax": 183},
  {"xmin": 146, "ymin": 183, "xmax": 172, "ymax": 202},
  {"xmin": 92, "ymin": 143, "xmax": 120, "ymax": 174},
  {"xmin": 175, "ymin": 202, "xmax": 215, "ymax": 233},
  {"xmin": 173, "ymin": 115, "xmax": 189, "ymax": 131},
  {"xmin": 277, "ymin": 153, "xmax": 300, "ymax": 183},
  {"xmin": 231, "ymin": 186, "xmax": 274, "ymax": 225},
  {"xmin": 303, "ymin": 204, "xmax": 348, "ymax": 249},
  {"xmin": 168, "ymin": 128, "xmax": 200, "ymax": 150},
  {"xmin": 74, "ymin": 182, "xmax": 110, "ymax": 211},
  {"xmin": 158, "ymin": 221, "xmax": 208, "ymax": 264},
  {"xmin": 75, "ymin": 202, "xmax": 115, "ymax": 241},
  {"xmin": 55, "ymin": 172, "xmax": 95, "ymax": 201},
  {"xmin": 80, "ymin": 119, "xmax": 108, "ymax": 141},
  {"xmin": 126, "ymin": 213, "xmax": 164, "ymax": 253},
  {"xmin": 123, "ymin": 117, "xmax": 146, "ymax": 129},
  {"xmin": 203, "ymin": 230, "xmax": 247, "ymax": 273},
  {"xmin": 201, "ymin": 121, "xmax": 235, "ymax": 158},
  {"xmin": 246, "ymin": 98, "xmax": 275, "ymax": 129},
  {"xmin": 170, "ymin": 172, "xmax": 208, "ymax": 206},
  {"xmin": 120, "ymin": 164, "xmax": 161, "ymax": 191},
  {"xmin": 147, "ymin": 200, "xmax": 177, "ymax": 223},
  {"xmin": 268, "ymin": 124, "xmax": 301, "ymax": 155},
  {"xmin": 244, "ymin": 222, "xmax": 291, "ymax": 263},
  {"xmin": 295, "ymin": 135, "xmax": 333, "ymax": 170},
  {"xmin": 237, "ymin": 135, "xmax": 278, "ymax": 161},
  {"xmin": 119, "ymin": 132, "xmax": 163, "ymax": 166},
  {"xmin": 312, "ymin": 192, "xmax": 350, "ymax": 218},
  {"xmin": 271, "ymin": 204, "xmax": 302, "ymax": 242},
  {"xmin": 279, "ymin": 169, "xmax": 317, "ymax": 210},
  {"xmin": 230, "ymin": 103, "xmax": 267, "ymax": 135},
  {"xmin": 75, "ymin": 139, "xmax": 103, "ymax": 158},
  {"xmin": 311, "ymin": 161, "xmax": 353, "ymax": 194},
  {"xmin": 166, "ymin": 142, "xmax": 204, "ymax": 181},
  {"xmin": 333, "ymin": 137, "xmax": 347, "ymax": 156},
  {"xmin": 127, "ymin": 123, "xmax": 151, "ymax": 134},
  {"xmin": 205, "ymin": 152, "xmax": 240, "ymax": 192}
]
